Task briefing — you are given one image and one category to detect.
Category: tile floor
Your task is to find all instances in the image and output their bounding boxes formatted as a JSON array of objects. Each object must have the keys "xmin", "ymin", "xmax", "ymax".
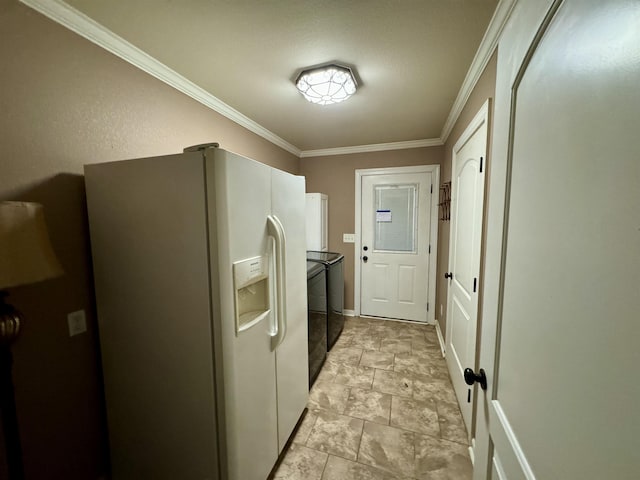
[{"xmin": 273, "ymin": 316, "xmax": 472, "ymax": 480}]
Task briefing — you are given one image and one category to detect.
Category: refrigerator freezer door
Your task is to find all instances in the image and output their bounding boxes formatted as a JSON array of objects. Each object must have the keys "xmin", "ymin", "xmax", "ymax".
[
  {"xmin": 207, "ymin": 149, "xmax": 279, "ymax": 480},
  {"xmin": 85, "ymin": 153, "xmax": 219, "ymax": 479},
  {"xmin": 272, "ymin": 168, "xmax": 309, "ymax": 452}
]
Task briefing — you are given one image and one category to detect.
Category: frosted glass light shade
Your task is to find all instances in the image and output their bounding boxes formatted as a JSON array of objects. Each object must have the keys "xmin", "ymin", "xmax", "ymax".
[{"xmin": 296, "ymin": 64, "xmax": 357, "ymax": 106}]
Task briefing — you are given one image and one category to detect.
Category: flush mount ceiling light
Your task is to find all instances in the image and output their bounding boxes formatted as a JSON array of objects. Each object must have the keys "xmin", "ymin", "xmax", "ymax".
[{"xmin": 295, "ymin": 64, "xmax": 357, "ymax": 106}]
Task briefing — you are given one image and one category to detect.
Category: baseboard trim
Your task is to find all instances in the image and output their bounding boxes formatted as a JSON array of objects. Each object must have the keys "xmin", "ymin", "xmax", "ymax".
[
  {"xmin": 469, "ymin": 437, "xmax": 476, "ymax": 465},
  {"xmin": 435, "ymin": 319, "xmax": 446, "ymax": 357},
  {"xmin": 343, "ymin": 309, "xmax": 356, "ymax": 317}
]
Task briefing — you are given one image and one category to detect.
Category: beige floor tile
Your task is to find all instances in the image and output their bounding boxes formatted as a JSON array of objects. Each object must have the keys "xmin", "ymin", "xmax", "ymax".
[
  {"xmin": 429, "ymin": 357, "xmax": 450, "ymax": 374},
  {"xmin": 367, "ymin": 317, "xmax": 391, "ymax": 324},
  {"xmin": 360, "ymin": 350, "xmax": 395, "ymax": 370},
  {"xmin": 343, "ymin": 319, "xmax": 371, "ymax": 333},
  {"xmin": 334, "ymin": 364, "xmax": 375, "ymax": 389},
  {"xmin": 321, "ymin": 455, "xmax": 400, "ymax": 480},
  {"xmin": 306, "ymin": 410, "xmax": 364, "ymax": 461},
  {"xmin": 368, "ymin": 324, "xmax": 402, "ymax": 339},
  {"xmin": 403, "ymin": 348, "xmax": 445, "ymax": 362},
  {"xmin": 380, "ymin": 338, "xmax": 412, "ymax": 355},
  {"xmin": 308, "ymin": 381, "xmax": 351, "ymax": 414},
  {"xmin": 393, "ymin": 328, "xmax": 427, "ymax": 342},
  {"xmin": 372, "ymin": 369, "xmax": 413, "ymax": 398},
  {"xmin": 351, "ymin": 333, "xmax": 382, "ymax": 350},
  {"xmin": 414, "ymin": 433, "xmax": 472, "ymax": 480},
  {"xmin": 332, "ymin": 331, "xmax": 354, "ymax": 348},
  {"xmin": 273, "ymin": 443, "xmax": 328, "ymax": 480},
  {"xmin": 390, "ymin": 396, "xmax": 440, "ymax": 437},
  {"xmin": 344, "ymin": 387, "xmax": 392, "ymax": 425},
  {"xmin": 328, "ymin": 346, "xmax": 364, "ymax": 365},
  {"xmin": 411, "ymin": 325, "xmax": 435, "ymax": 335},
  {"xmin": 424, "ymin": 329, "xmax": 440, "ymax": 344},
  {"xmin": 436, "ymin": 400, "xmax": 469, "ymax": 445},
  {"xmin": 358, "ymin": 421, "xmax": 415, "ymax": 477},
  {"xmin": 346, "ymin": 317, "xmax": 371, "ymax": 326},
  {"xmin": 283, "ymin": 318, "xmax": 472, "ymax": 480},
  {"xmin": 410, "ymin": 336, "xmax": 442, "ymax": 354},
  {"xmin": 292, "ymin": 409, "xmax": 319, "ymax": 445},
  {"xmin": 412, "ymin": 374, "xmax": 458, "ymax": 405},
  {"xmin": 394, "ymin": 352, "xmax": 447, "ymax": 376},
  {"xmin": 315, "ymin": 360, "xmax": 340, "ymax": 383}
]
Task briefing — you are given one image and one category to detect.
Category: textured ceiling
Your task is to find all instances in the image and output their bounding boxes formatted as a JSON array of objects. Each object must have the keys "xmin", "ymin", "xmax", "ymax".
[{"xmin": 65, "ymin": 0, "xmax": 498, "ymax": 152}]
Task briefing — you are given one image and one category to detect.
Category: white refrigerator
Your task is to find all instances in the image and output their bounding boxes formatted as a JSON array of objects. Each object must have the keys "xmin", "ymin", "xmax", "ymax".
[{"xmin": 84, "ymin": 145, "xmax": 309, "ymax": 480}]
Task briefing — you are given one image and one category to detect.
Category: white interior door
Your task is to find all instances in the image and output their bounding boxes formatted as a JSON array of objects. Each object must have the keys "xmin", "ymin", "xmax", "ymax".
[
  {"xmin": 358, "ymin": 166, "xmax": 438, "ymax": 322},
  {"xmin": 474, "ymin": 1, "xmax": 640, "ymax": 478},
  {"xmin": 445, "ymin": 101, "xmax": 488, "ymax": 433}
]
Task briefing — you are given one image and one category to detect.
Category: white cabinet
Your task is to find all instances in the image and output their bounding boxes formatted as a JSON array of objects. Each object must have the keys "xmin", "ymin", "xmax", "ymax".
[{"xmin": 305, "ymin": 193, "xmax": 328, "ymax": 251}]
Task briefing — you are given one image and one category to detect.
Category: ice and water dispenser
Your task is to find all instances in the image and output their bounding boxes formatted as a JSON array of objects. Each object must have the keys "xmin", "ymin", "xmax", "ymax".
[{"xmin": 233, "ymin": 255, "xmax": 270, "ymax": 333}]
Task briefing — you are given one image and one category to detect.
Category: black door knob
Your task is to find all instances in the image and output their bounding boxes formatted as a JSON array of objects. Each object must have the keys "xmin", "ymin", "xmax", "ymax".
[
  {"xmin": 363, "ymin": 246, "xmax": 368, "ymax": 251},
  {"xmin": 444, "ymin": 272, "xmax": 453, "ymax": 279},
  {"xmin": 362, "ymin": 256, "xmax": 368, "ymax": 262},
  {"xmin": 464, "ymin": 368, "xmax": 487, "ymax": 390}
]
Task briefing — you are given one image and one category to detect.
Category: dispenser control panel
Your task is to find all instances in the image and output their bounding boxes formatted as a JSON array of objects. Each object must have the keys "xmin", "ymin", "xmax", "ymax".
[
  {"xmin": 233, "ymin": 255, "xmax": 270, "ymax": 333},
  {"xmin": 233, "ymin": 255, "xmax": 268, "ymax": 289}
]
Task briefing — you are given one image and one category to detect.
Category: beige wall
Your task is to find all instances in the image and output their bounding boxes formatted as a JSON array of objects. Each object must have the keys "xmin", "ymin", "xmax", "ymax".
[
  {"xmin": 300, "ymin": 147, "xmax": 445, "ymax": 311},
  {"xmin": 300, "ymin": 51, "xmax": 497, "ymax": 335},
  {"xmin": 0, "ymin": 2, "xmax": 297, "ymax": 478},
  {"xmin": 438, "ymin": 51, "xmax": 497, "ymax": 336}
]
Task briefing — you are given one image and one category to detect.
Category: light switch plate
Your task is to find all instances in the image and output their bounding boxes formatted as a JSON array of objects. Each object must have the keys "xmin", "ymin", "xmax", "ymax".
[
  {"xmin": 67, "ymin": 310, "xmax": 87, "ymax": 337},
  {"xmin": 343, "ymin": 233, "xmax": 355, "ymax": 243}
]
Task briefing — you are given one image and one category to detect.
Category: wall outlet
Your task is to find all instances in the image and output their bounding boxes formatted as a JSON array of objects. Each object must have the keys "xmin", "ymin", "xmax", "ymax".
[
  {"xmin": 67, "ymin": 310, "xmax": 87, "ymax": 337},
  {"xmin": 343, "ymin": 233, "xmax": 355, "ymax": 243}
]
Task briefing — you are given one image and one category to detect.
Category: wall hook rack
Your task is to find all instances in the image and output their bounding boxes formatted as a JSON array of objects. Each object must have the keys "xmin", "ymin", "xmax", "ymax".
[{"xmin": 438, "ymin": 182, "xmax": 451, "ymax": 221}]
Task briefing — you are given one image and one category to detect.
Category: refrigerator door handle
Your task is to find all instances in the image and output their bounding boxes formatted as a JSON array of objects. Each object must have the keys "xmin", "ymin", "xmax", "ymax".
[
  {"xmin": 267, "ymin": 215, "xmax": 287, "ymax": 349},
  {"xmin": 267, "ymin": 235, "xmax": 279, "ymax": 338}
]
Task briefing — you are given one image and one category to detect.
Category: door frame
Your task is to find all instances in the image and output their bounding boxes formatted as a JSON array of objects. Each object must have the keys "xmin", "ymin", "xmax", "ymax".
[
  {"xmin": 354, "ymin": 165, "xmax": 440, "ymax": 323},
  {"xmin": 445, "ymin": 99, "xmax": 490, "ymax": 439}
]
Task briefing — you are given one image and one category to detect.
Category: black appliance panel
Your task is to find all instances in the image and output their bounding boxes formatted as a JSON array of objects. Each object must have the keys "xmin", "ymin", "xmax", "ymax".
[
  {"xmin": 307, "ymin": 251, "xmax": 345, "ymax": 351},
  {"xmin": 306, "ymin": 261, "xmax": 327, "ymax": 388}
]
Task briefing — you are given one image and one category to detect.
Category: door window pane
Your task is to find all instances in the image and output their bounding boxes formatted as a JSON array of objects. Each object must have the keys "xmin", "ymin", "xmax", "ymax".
[{"xmin": 373, "ymin": 184, "xmax": 417, "ymax": 252}]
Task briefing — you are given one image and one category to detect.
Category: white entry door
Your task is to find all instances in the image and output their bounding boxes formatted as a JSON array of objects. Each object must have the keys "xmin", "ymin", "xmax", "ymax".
[
  {"xmin": 357, "ymin": 166, "xmax": 439, "ymax": 322},
  {"xmin": 445, "ymin": 101, "xmax": 488, "ymax": 432},
  {"xmin": 474, "ymin": 1, "xmax": 640, "ymax": 478}
]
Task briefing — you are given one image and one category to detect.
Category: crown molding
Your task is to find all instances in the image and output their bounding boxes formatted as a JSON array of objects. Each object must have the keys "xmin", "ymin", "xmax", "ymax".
[
  {"xmin": 439, "ymin": 0, "xmax": 517, "ymax": 143},
  {"xmin": 19, "ymin": 0, "xmax": 302, "ymax": 157},
  {"xmin": 300, "ymin": 138, "xmax": 443, "ymax": 158}
]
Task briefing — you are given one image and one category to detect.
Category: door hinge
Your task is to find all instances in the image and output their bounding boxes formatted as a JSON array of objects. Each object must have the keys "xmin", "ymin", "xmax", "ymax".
[
  {"xmin": 427, "ymin": 302, "xmax": 430, "ymax": 312},
  {"xmin": 480, "ymin": 156, "xmax": 484, "ymax": 173},
  {"xmin": 430, "ymin": 184, "xmax": 433, "ymax": 194},
  {"xmin": 473, "ymin": 277, "xmax": 477, "ymax": 293},
  {"xmin": 428, "ymin": 244, "xmax": 431, "ymax": 254}
]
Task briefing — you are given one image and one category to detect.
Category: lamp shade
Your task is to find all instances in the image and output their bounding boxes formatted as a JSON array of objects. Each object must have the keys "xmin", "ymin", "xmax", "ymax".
[{"xmin": 0, "ymin": 202, "xmax": 63, "ymax": 290}]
